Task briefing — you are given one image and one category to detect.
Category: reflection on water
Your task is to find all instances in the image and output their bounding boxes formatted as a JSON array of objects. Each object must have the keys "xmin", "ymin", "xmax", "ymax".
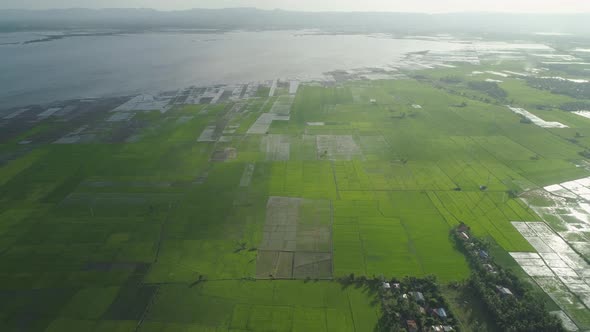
[{"xmin": 0, "ymin": 30, "xmax": 549, "ymax": 108}]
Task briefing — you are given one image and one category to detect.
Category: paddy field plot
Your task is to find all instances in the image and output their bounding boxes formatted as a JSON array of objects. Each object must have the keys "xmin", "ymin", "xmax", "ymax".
[
  {"xmin": 256, "ymin": 197, "xmax": 333, "ymax": 279},
  {"xmin": 574, "ymin": 111, "xmax": 590, "ymax": 120},
  {"xmin": 239, "ymin": 163, "xmax": 255, "ymax": 187},
  {"xmin": 5, "ymin": 61, "xmax": 590, "ymax": 331},
  {"xmin": 261, "ymin": 135, "xmax": 290, "ymax": 161},
  {"xmin": 197, "ymin": 125, "xmax": 216, "ymax": 142},
  {"xmin": 507, "ymin": 106, "xmax": 568, "ymax": 128},
  {"xmin": 511, "ymin": 221, "xmax": 590, "ymax": 329},
  {"xmin": 107, "ymin": 112, "xmax": 134, "ymax": 122},
  {"xmin": 247, "ymin": 113, "xmax": 290, "ymax": 134},
  {"xmin": 140, "ymin": 280, "xmax": 378, "ymax": 332},
  {"xmin": 112, "ymin": 94, "xmax": 171, "ymax": 113},
  {"xmin": 521, "ymin": 176, "xmax": 590, "ymax": 258},
  {"xmin": 270, "ymin": 96, "xmax": 295, "ymax": 116},
  {"xmin": 331, "ymin": 192, "xmax": 470, "ymax": 282},
  {"xmin": 316, "ymin": 135, "xmax": 362, "ymax": 160},
  {"xmin": 247, "ymin": 96, "xmax": 294, "ymax": 134}
]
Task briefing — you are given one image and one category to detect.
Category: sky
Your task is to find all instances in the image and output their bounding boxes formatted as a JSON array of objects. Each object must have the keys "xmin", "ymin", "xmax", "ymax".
[{"xmin": 1, "ymin": 0, "xmax": 590, "ymax": 13}]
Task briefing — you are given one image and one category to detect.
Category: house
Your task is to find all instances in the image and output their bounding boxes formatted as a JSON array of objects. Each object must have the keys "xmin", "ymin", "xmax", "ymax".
[
  {"xmin": 484, "ymin": 263, "xmax": 496, "ymax": 273},
  {"xmin": 443, "ymin": 326, "xmax": 454, "ymax": 332},
  {"xmin": 460, "ymin": 232, "xmax": 469, "ymax": 240},
  {"xmin": 430, "ymin": 325, "xmax": 443, "ymax": 332},
  {"xmin": 431, "ymin": 308, "xmax": 448, "ymax": 319},
  {"xmin": 478, "ymin": 250, "xmax": 489, "ymax": 260},
  {"xmin": 382, "ymin": 282, "xmax": 391, "ymax": 290},
  {"xmin": 406, "ymin": 320, "xmax": 418, "ymax": 332},
  {"xmin": 419, "ymin": 306, "xmax": 426, "ymax": 314},
  {"xmin": 411, "ymin": 291, "xmax": 425, "ymax": 303},
  {"xmin": 370, "ymin": 99, "xmax": 377, "ymax": 104},
  {"xmin": 392, "ymin": 283, "xmax": 400, "ymax": 289},
  {"xmin": 496, "ymin": 285, "xmax": 514, "ymax": 296}
]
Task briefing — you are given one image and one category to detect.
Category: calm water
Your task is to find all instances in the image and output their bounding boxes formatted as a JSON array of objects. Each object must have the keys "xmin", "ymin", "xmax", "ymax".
[{"xmin": 0, "ymin": 30, "xmax": 521, "ymax": 108}]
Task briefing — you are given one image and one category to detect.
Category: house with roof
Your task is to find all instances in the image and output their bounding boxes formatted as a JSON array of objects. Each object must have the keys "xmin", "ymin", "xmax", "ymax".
[
  {"xmin": 382, "ymin": 282, "xmax": 391, "ymax": 290},
  {"xmin": 431, "ymin": 307, "xmax": 448, "ymax": 319},
  {"xmin": 410, "ymin": 291, "xmax": 425, "ymax": 303},
  {"xmin": 430, "ymin": 324, "xmax": 454, "ymax": 332},
  {"xmin": 478, "ymin": 250, "xmax": 489, "ymax": 260},
  {"xmin": 496, "ymin": 285, "xmax": 514, "ymax": 297},
  {"xmin": 484, "ymin": 263, "xmax": 496, "ymax": 273}
]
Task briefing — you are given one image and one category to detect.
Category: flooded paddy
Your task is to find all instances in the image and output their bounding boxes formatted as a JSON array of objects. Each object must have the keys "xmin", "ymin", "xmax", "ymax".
[
  {"xmin": 507, "ymin": 106, "xmax": 568, "ymax": 128},
  {"xmin": 511, "ymin": 221, "xmax": 590, "ymax": 329},
  {"xmin": 514, "ymin": 176, "xmax": 590, "ymax": 329}
]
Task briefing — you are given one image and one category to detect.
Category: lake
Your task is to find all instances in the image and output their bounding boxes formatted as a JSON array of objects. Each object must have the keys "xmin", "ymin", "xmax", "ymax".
[{"xmin": 0, "ymin": 30, "xmax": 546, "ymax": 108}]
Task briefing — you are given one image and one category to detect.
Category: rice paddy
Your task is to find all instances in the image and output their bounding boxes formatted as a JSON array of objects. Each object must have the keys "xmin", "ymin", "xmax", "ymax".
[{"xmin": 2, "ymin": 56, "xmax": 590, "ymax": 331}]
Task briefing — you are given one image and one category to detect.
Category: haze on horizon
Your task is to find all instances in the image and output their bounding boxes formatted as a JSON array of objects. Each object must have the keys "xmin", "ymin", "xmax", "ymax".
[{"xmin": 1, "ymin": 0, "xmax": 590, "ymax": 14}]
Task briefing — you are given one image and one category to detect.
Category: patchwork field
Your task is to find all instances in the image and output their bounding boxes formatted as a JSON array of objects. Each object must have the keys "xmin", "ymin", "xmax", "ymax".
[{"xmin": 2, "ymin": 57, "xmax": 590, "ymax": 331}]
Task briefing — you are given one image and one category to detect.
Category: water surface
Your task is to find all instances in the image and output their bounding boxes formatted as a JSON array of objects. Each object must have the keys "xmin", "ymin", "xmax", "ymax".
[{"xmin": 0, "ymin": 30, "xmax": 544, "ymax": 108}]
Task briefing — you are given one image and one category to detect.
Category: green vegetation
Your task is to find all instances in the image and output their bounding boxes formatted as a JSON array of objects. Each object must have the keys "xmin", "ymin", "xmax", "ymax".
[
  {"xmin": 452, "ymin": 224, "xmax": 564, "ymax": 331},
  {"xmin": 2, "ymin": 59, "xmax": 590, "ymax": 331},
  {"xmin": 560, "ymin": 101, "xmax": 590, "ymax": 112},
  {"xmin": 527, "ymin": 77, "xmax": 590, "ymax": 100},
  {"xmin": 467, "ymin": 81, "xmax": 508, "ymax": 101},
  {"xmin": 374, "ymin": 275, "xmax": 459, "ymax": 331}
]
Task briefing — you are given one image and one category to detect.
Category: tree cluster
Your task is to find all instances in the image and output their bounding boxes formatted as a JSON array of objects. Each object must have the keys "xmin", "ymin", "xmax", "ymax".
[
  {"xmin": 560, "ymin": 102, "xmax": 590, "ymax": 112},
  {"xmin": 527, "ymin": 77, "xmax": 590, "ymax": 100},
  {"xmin": 467, "ymin": 81, "xmax": 508, "ymax": 101},
  {"xmin": 452, "ymin": 224, "xmax": 565, "ymax": 332},
  {"xmin": 376, "ymin": 276, "xmax": 459, "ymax": 332},
  {"xmin": 440, "ymin": 76, "xmax": 463, "ymax": 84}
]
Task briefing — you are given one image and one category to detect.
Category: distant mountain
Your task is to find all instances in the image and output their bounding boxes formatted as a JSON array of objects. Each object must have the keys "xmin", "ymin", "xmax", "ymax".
[{"xmin": 1, "ymin": 8, "xmax": 589, "ymax": 35}]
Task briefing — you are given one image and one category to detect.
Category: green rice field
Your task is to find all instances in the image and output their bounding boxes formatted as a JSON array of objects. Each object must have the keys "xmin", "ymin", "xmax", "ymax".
[{"xmin": 2, "ymin": 60, "xmax": 590, "ymax": 331}]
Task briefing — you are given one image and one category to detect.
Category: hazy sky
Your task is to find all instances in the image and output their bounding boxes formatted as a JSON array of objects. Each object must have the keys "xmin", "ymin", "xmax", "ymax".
[{"xmin": 2, "ymin": 0, "xmax": 590, "ymax": 13}]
